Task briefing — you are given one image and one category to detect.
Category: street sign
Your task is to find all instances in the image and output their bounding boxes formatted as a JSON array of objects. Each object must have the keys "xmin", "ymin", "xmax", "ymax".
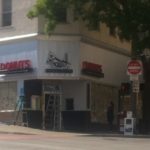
[
  {"xmin": 127, "ymin": 60, "xmax": 142, "ymax": 75},
  {"xmin": 132, "ymin": 80, "xmax": 140, "ymax": 93},
  {"xmin": 129, "ymin": 75, "xmax": 139, "ymax": 81}
]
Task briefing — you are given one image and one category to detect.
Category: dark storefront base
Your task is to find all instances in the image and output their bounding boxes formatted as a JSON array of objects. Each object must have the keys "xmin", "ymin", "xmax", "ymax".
[
  {"xmin": 23, "ymin": 110, "xmax": 42, "ymax": 129},
  {"xmin": 62, "ymin": 111, "xmax": 115, "ymax": 132},
  {"xmin": 24, "ymin": 110, "xmax": 92, "ymax": 131},
  {"xmin": 24, "ymin": 110, "xmax": 115, "ymax": 132},
  {"xmin": 62, "ymin": 111, "xmax": 91, "ymax": 131},
  {"xmin": 21, "ymin": 110, "xmax": 150, "ymax": 134}
]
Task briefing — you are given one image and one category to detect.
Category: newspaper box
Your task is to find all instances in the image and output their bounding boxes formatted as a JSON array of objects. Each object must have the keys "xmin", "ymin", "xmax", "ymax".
[{"xmin": 124, "ymin": 112, "xmax": 135, "ymax": 135}]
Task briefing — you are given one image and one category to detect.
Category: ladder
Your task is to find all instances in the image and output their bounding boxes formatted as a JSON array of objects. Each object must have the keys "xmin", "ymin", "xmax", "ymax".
[
  {"xmin": 44, "ymin": 95, "xmax": 61, "ymax": 130},
  {"xmin": 14, "ymin": 96, "xmax": 28, "ymax": 127},
  {"xmin": 44, "ymin": 96, "xmax": 54, "ymax": 129},
  {"xmin": 53, "ymin": 97, "xmax": 61, "ymax": 130}
]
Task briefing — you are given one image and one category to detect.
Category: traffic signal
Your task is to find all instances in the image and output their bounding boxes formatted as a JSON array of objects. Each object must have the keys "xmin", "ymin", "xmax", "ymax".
[{"xmin": 120, "ymin": 83, "xmax": 131, "ymax": 95}]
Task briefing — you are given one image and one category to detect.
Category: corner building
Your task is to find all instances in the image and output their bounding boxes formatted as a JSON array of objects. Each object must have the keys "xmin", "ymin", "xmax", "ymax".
[{"xmin": 0, "ymin": 0, "xmax": 130, "ymax": 131}]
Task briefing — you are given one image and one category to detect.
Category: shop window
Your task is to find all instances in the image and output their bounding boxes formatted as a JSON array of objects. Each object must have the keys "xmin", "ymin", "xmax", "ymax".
[
  {"xmin": 65, "ymin": 98, "xmax": 74, "ymax": 110},
  {"xmin": 2, "ymin": 0, "xmax": 12, "ymax": 26}
]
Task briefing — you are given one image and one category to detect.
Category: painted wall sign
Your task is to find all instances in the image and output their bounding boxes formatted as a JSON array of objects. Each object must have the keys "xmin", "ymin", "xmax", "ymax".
[
  {"xmin": 45, "ymin": 51, "xmax": 73, "ymax": 73},
  {"xmin": 0, "ymin": 60, "xmax": 33, "ymax": 74},
  {"xmin": 81, "ymin": 61, "xmax": 104, "ymax": 78}
]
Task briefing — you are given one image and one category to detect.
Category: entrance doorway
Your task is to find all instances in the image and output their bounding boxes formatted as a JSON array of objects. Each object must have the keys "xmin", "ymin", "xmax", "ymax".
[{"xmin": 43, "ymin": 93, "xmax": 61, "ymax": 130}]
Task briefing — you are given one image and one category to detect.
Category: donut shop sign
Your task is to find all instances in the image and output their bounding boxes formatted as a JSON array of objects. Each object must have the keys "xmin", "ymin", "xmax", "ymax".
[{"xmin": 0, "ymin": 60, "xmax": 33, "ymax": 74}]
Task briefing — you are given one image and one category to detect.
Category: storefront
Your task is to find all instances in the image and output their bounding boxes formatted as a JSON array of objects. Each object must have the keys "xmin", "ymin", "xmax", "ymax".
[
  {"xmin": 0, "ymin": 37, "xmax": 88, "ymax": 130},
  {"xmin": 0, "ymin": 36, "xmax": 130, "ymax": 131}
]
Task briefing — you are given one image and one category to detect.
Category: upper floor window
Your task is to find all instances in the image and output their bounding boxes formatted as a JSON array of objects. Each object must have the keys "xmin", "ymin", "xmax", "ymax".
[
  {"xmin": 54, "ymin": 5, "xmax": 67, "ymax": 23},
  {"xmin": 2, "ymin": 0, "xmax": 12, "ymax": 27}
]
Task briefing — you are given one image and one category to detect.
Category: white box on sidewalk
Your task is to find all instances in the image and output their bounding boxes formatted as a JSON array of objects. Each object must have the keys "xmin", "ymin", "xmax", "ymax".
[{"xmin": 124, "ymin": 117, "xmax": 135, "ymax": 136}]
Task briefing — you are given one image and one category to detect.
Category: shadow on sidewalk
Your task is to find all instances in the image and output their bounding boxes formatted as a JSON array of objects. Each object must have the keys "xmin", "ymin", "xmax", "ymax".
[{"xmin": 62, "ymin": 128, "xmax": 150, "ymax": 139}]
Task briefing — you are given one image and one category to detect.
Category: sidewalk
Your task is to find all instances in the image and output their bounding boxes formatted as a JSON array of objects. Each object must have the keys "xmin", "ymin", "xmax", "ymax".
[
  {"xmin": 0, "ymin": 123, "xmax": 48, "ymax": 135},
  {"xmin": 0, "ymin": 123, "xmax": 78, "ymax": 137},
  {"xmin": 0, "ymin": 123, "xmax": 150, "ymax": 138}
]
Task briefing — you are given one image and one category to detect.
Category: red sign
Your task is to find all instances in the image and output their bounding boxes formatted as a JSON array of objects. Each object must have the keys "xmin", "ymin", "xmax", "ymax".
[
  {"xmin": 0, "ymin": 60, "xmax": 31, "ymax": 71},
  {"xmin": 82, "ymin": 61, "xmax": 102, "ymax": 72},
  {"xmin": 82, "ymin": 61, "xmax": 104, "ymax": 78},
  {"xmin": 127, "ymin": 60, "xmax": 142, "ymax": 75}
]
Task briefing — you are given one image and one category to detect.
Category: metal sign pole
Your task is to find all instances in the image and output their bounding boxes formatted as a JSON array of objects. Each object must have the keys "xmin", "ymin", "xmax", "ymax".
[
  {"xmin": 127, "ymin": 59, "xmax": 142, "ymax": 134},
  {"xmin": 131, "ymin": 78, "xmax": 139, "ymax": 118}
]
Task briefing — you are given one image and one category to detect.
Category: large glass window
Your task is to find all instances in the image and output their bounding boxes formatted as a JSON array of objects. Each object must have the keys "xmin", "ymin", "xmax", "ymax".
[{"xmin": 2, "ymin": 0, "xmax": 12, "ymax": 26}]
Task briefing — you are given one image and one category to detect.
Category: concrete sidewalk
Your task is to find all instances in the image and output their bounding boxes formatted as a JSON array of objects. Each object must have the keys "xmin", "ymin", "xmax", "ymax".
[
  {"xmin": 0, "ymin": 124, "xmax": 48, "ymax": 135},
  {"xmin": 0, "ymin": 123, "xmax": 150, "ymax": 138},
  {"xmin": 0, "ymin": 123, "xmax": 80, "ymax": 137}
]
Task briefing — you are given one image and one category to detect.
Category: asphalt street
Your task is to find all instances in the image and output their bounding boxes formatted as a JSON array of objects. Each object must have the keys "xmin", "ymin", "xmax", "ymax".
[{"xmin": 0, "ymin": 132, "xmax": 150, "ymax": 150}]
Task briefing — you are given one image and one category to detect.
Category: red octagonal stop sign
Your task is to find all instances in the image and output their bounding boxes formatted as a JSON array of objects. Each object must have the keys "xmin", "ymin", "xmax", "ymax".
[{"xmin": 127, "ymin": 60, "xmax": 142, "ymax": 75}]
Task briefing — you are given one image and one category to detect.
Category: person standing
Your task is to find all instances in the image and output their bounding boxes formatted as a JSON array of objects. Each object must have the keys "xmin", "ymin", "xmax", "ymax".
[{"xmin": 107, "ymin": 101, "xmax": 114, "ymax": 130}]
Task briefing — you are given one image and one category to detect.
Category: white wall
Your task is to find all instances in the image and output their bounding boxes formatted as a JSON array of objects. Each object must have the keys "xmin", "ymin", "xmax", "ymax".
[
  {"xmin": 37, "ymin": 37, "xmax": 80, "ymax": 79},
  {"xmin": 80, "ymin": 43, "xmax": 130, "ymax": 86},
  {"xmin": 0, "ymin": 39, "xmax": 38, "ymax": 80},
  {"xmin": 62, "ymin": 80, "xmax": 87, "ymax": 111},
  {"xmin": 0, "ymin": 0, "xmax": 37, "ymax": 38}
]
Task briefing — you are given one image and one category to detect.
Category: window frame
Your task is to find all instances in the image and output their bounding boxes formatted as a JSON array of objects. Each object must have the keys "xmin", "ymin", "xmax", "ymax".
[
  {"xmin": 1, "ymin": 0, "xmax": 12, "ymax": 27},
  {"xmin": 54, "ymin": 5, "xmax": 67, "ymax": 23}
]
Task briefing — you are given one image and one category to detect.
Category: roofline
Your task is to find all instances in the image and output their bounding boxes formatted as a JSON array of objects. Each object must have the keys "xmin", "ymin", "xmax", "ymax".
[{"xmin": 0, "ymin": 33, "xmax": 38, "ymax": 43}]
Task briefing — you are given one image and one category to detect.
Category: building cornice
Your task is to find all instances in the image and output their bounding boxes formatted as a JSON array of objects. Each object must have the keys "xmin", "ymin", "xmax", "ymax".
[
  {"xmin": 36, "ymin": 34, "xmax": 81, "ymax": 41},
  {"xmin": 0, "ymin": 33, "xmax": 38, "ymax": 43},
  {"xmin": 38, "ymin": 33, "xmax": 131, "ymax": 57},
  {"xmin": 81, "ymin": 36, "xmax": 131, "ymax": 57},
  {"xmin": 0, "ymin": 32, "xmax": 131, "ymax": 57}
]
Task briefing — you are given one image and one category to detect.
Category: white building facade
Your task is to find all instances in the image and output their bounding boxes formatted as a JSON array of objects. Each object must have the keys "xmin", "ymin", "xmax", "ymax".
[{"xmin": 0, "ymin": 0, "xmax": 130, "ymax": 130}]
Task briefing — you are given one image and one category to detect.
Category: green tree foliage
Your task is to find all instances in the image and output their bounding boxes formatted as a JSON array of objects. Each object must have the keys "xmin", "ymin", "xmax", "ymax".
[
  {"xmin": 28, "ymin": 0, "xmax": 150, "ymax": 55},
  {"xmin": 28, "ymin": 0, "xmax": 67, "ymax": 32}
]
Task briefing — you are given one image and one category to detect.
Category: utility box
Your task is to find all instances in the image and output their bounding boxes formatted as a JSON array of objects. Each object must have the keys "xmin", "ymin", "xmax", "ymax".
[{"xmin": 124, "ymin": 111, "xmax": 135, "ymax": 136}]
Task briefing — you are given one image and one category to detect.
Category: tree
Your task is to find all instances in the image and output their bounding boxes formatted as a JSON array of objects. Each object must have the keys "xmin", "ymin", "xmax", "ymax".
[
  {"xmin": 28, "ymin": 0, "xmax": 150, "ymax": 132},
  {"xmin": 28, "ymin": 0, "xmax": 68, "ymax": 33},
  {"xmin": 28, "ymin": 0, "xmax": 150, "ymax": 54}
]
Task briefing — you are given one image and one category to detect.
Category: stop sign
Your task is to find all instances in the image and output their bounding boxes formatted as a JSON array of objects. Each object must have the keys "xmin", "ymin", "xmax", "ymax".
[{"xmin": 127, "ymin": 60, "xmax": 142, "ymax": 75}]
